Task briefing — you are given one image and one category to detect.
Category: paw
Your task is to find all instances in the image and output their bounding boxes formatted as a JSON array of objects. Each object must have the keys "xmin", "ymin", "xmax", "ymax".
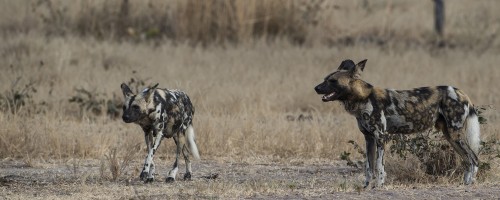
[
  {"xmin": 144, "ymin": 177, "xmax": 154, "ymax": 183},
  {"xmin": 166, "ymin": 177, "xmax": 175, "ymax": 183},
  {"xmin": 183, "ymin": 172, "xmax": 192, "ymax": 180},
  {"xmin": 363, "ymin": 181, "xmax": 377, "ymax": 189},
  {"xmin": 139, "ymin": 171, "xmax": 148, "ymax": 181},
  {"xmin": 363, "ymin": 181, "xmax": 370, "ymax": 189},
  {"xmin": 464, "ymin": 170, "xmax": 474, "ymax": 185}
]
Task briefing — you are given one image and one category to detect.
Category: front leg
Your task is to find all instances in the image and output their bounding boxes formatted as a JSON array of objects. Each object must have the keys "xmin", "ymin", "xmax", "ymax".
[
  {"xmin": 140, "ymin": 129, "xmax": 164, "ymax": 183},
  {"xmin": 140, "ymin": 131, "xmax": 153, "ymax": 182},
  {"xmin": 358, "ymin": 115, "xmax": 387, "ymax": 188},
  {"xmin": 375, "ymin": 138, "xmax": 386, "ymax": 186},
  {"xmin": 364, "ymin": 134, "xmax": 377, "ymax": 188},
  {"xmin": 362, "ymin": 133, "xmax": 387, "ymax": 188}
]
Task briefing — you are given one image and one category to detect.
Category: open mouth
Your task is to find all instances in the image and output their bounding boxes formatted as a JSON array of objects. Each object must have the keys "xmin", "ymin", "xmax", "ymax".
[{"xmin": 322, "ymin": 91, "xmax": 336, "ymax": 102}]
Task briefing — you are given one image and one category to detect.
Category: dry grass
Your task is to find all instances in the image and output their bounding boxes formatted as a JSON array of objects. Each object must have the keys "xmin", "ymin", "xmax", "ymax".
[
  {"xmin": 1, "ymin": 0, "xmax": 500, "ymax": 197},
  {"xmin": 1, "ymin": 0, "xmax": 500, "ymax": 47}
]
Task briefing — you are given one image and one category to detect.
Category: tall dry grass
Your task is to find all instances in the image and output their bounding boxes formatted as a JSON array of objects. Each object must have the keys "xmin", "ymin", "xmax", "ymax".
[
  {"xmin": 0, "ymin": 0, "xmax": 315, "ymax": 45},
  {"xmin": 1, "ymin": 0, "xmax": 500, "ymax": 183},
  {"xmin": 1, "ymin": 0, "xmax": 499, "ymax": 47}
]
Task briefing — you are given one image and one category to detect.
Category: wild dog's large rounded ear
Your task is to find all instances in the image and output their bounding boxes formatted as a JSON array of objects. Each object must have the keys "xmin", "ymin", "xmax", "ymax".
[
  {"xmin": 356, "ymin": 59, "xmax": 367, "ymax": 71},
  {"xmin": 337, "ymin": 59, "xmax": 356, "ymax": 71},
  {"xmin": 352, "ymin": 59, "xmax": 367, "ymax": 78},
  {"xmin": 121, "ymin": 83, "xmax": 133, "ymax": 97}
]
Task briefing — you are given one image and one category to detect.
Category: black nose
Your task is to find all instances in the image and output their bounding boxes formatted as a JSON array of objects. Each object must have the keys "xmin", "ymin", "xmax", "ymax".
[
  {"xmin": 314, "ymin": 85, "xmax": 321, "ymax": 93},
  {"xmin": 122, "ymin": 115, "xmax": 131, "ymax": 122}
]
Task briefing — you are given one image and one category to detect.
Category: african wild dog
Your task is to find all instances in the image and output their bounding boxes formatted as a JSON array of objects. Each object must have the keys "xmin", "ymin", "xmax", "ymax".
[
  {"xmin": 121, "ymin": 83, "xmax": 200, "ymax": 183},
  {"xmin": 315, "ymin": 59, "xmax": 480, "ymax": 188}
]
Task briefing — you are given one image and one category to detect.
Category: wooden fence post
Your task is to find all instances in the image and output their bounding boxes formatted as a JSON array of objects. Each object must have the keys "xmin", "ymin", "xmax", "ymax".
[{"xmin": 434, "ymin": 0, "xmax": 445, "ymax": 36}]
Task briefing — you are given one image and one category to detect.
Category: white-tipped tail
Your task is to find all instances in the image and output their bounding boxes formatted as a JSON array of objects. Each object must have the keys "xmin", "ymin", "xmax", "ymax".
[
  {"xmin": 186, "ymin": 125, "xmax": 200, "ymax": 159},
  {"xmin": 466, "ymin": 110, "xmax": 481, "ymax": 154}
]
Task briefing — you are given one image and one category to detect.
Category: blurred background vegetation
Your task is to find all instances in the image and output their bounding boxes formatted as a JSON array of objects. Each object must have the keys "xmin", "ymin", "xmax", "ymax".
[{"xmin": 1, "ymin": 0, "xmax": 498, "ymax": 49}]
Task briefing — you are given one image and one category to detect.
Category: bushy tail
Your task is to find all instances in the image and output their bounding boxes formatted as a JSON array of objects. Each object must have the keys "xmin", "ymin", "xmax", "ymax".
[
  {"xmin": 186, "ymin": 125, "xmax": 200, "ymax": 159},
  {"xmin": 466, "ymin": 108, "xmax": 481, "ymax": 154}
]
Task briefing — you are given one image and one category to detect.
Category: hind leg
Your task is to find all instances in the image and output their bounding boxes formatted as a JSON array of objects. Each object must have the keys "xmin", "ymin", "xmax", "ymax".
[
  {"xmin": 182, "ymin": 139, "xmax": 192, "ymax": 180},
  {"xmin": 178, "ymin": 130, "xmax": 192, "ymax": 180},
  {"xmin": 450, "ymin": 135, "xmax": 478, "ymax": 185},
  {"xmin": 441, "ymin": 127, "xmax": 479, "ymax": 185},
  {"xmin": 167, "ymin": 133, "xmax": 185, "ymax": 182}
]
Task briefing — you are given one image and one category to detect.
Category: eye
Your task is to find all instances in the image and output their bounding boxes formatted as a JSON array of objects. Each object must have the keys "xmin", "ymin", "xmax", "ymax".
[
  {"xmin": 328, "ymin": 79, "xmax": 338, "ymax": 84},
  {"xmin": 132, "ymin": 105, "xmax": 140, "ymax": 110}
]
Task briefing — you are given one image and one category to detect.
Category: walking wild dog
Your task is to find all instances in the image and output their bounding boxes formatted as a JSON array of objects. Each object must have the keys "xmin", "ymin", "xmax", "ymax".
[
  {"xmin": 121, "ymin": 83, "xmax": 200, "ymax": 183},
  {"xmin": 314, "ymin": 59, "xmax": 480, "ymax": 188}
]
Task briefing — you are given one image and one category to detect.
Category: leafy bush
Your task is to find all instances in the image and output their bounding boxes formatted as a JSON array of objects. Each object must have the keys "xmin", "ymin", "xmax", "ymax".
[
  {"xmin": 69, "ymin": 74, "xmax": 150, "ymax": 120},
  {"xmin": 386, "ymin": 131, "xmax": 459, "ymax": 176},
  {"xmin": 0, "ymin": 77, "xmax": 37, "ymax": 114}
]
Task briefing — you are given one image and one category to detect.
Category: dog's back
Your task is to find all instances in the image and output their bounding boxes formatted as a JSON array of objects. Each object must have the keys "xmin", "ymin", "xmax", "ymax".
[
  {"xmin": 370, "ymin": 86, "xmax": 473, "ymax": 134},
  {"xmin": 149, "ymin": 88, "xmax": 195, "ymax": 137}
]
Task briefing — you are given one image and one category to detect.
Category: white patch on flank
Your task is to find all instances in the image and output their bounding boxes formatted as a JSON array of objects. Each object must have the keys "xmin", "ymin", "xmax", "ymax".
[{"xmin": 447, "ymin": 86, "xmax": 458, "ymax": 100}]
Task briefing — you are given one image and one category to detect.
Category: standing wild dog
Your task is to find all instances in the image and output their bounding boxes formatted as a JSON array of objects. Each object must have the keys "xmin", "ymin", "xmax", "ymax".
[
  {"xmin": 121, "ymin": 83, "xmax": 200, "ymax": 183},
  {"xmin": 314, "ymin": 59, "xmax": 480, "ymax": 188}
]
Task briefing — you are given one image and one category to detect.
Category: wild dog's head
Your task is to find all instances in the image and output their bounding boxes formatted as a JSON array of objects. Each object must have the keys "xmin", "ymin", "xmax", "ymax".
[
  {"xmin": 314, "ymin": 59, "xmax": 368, "ymax": 102},
  {"xmin": 120, "ymin": 83, "xmax": 159, "ymax": 123}
]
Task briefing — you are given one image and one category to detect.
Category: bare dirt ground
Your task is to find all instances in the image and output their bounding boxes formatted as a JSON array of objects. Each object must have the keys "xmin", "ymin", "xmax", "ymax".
[{"xmin": 1, "ymin": 158, "xmax": 499, "ymax": 199}]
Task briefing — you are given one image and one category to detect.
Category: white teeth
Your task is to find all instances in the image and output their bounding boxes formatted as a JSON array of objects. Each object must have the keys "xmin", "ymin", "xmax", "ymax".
[{"xmin": 322, "ymin": 92, "xmax": 336, "ymax": 100}]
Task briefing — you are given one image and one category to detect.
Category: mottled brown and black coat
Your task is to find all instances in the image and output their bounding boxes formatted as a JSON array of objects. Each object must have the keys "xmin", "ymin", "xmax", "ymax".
[
  {"xmin": 315, "ymin": 59, "xmax": 480, "ymax": 188},
  {"xmin": 121, "ymin": 83, "xmax": 200, "ymax": 183}
]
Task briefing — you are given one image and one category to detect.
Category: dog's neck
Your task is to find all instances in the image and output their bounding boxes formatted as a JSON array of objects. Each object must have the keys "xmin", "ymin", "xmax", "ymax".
[
  {"xmin": 342, "ymin": 98, "xmax": 370, "ymax": 115},
  {"xmin": 349, "ymin": 79, "xmax": 373, "ymax": 100},
  {"xmin": 341, "ymin": 80, "xmax": 374, "ymax": 114}
]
